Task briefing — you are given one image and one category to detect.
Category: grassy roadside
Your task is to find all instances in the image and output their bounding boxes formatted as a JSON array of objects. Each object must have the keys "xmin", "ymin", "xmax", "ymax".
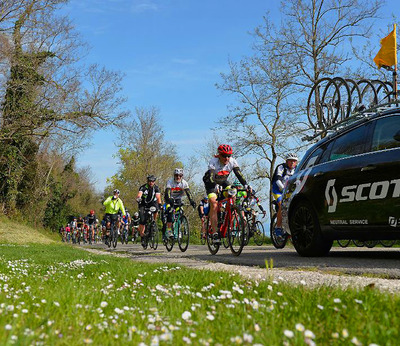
[
  {"xmin": 0, "ymin": 218, "xmax": 399, "ymax": 344},
  {"xmin": 0, "ymin": 243, "xmax": 399, "ymax": 345},
  {"xmin": 0, "ymin": 215, "xmax": 58, "ymax": 244}
]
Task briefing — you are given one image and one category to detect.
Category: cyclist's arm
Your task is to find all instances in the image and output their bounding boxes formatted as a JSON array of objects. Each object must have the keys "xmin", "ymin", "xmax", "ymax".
[
  {"xmin": 118, "ymin": 199, "xmax": 126, "ymax": 216},
  {"xmin": 232, "ymin": 167, "xmax": 247, "ymax": 186},
  {"xmin": 273, "ymin": 165, "xmax": 285, "ymax": 192},
  {"xmin": 103, "ymin": 196, "xmax": 112, "ymax": 206},
  {"xmin": 184, "ymin": 188, "xmax": 195, "ymax": 205},
  {"xmin": 203, "ymin": 169, "xmax": 216, "ymax": 184},
  {"xmin": 136, "ymin": 191, "xmax": 143, "ymax": 200},
  {"xmin": 164, "ymin": 188, "xmax": 173, "ymax": 205},
  {"xmin": 156, "ymin": 192, "xmax": 162, "ymax": 205}
]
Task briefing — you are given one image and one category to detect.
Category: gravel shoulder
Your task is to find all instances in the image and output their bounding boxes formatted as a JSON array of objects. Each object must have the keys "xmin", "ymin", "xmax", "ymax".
[{"xmin": 83, "ymin": 247, "xmax": 400, "ymax": 294}]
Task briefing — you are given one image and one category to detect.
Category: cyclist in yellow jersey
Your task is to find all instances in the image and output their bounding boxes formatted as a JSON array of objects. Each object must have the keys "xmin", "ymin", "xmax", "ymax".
[{"xmin": 103, "ymin": 189, "xmax": 126, "ymax": 236}]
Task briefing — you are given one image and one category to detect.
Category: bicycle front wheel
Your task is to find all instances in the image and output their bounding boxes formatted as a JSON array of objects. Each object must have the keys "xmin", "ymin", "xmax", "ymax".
[
  {"xmin": 253, "ymin": 221, "xmax": 265, "ymax": 246},
  {"xmin": 178, "ymin": 215, "xmax": 190, "ymax": 252},
  {"xmin": 165, "ymin": 223, "xmax": 175, "ymax": 252},
  {"xmin": 151, "ymin": 222, "xmax": 159, "ymax": 250},
  {"xmin": 206, "ymin": 217, "xmax": 219, "ymax": 255},
  {"xmin": 228, "ymin": 209, "xmax": 245, "ymax": 256},
  {"xmin": 270, "ymin": 213, "xmax": 288, "ymax": 249},
  {"xmin": 112, "ymin": 225, "xmax": 118, "ymax": 248}
]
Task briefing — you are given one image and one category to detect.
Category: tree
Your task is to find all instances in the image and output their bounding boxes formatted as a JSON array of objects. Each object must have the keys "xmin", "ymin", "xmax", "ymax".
[
  {"xmin": 257, "ymin": 0, "xmax": 383, "ymax": 131},
  {"xmin": 107, "ymin": 107, "xmax": 182, "ymax": 210},
  {"xmin": 0, "ymin": 0, "xmax": 127, "ymax": 212},
  {"xmin": 217, "ymin": 0, "xmax": 383, "ymax": 211}
]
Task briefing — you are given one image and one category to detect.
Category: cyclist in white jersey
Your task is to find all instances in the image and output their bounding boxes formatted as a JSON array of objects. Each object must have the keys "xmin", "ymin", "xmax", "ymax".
[
  {"xmin": 202, "ymin": 144, "xmax": 250, "ymax": 243},
  {"xmin": 164, "ymin": 168, "xmax": 196, "ymax": 238}
]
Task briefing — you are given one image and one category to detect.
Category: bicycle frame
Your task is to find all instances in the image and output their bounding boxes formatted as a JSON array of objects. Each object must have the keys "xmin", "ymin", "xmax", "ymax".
[
  {"xmin": 172, "ymin": 205, "xmax": 184, "ymax": 236},
  {"xmin": 214, "ymin": 190, "xmax": 238, "ymax": 238}
]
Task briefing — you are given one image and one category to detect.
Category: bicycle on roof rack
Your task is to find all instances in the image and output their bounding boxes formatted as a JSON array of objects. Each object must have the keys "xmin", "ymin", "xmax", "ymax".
[{"xmin": 306, "ymin": 77, "xmax": 399, "ymax": 140}]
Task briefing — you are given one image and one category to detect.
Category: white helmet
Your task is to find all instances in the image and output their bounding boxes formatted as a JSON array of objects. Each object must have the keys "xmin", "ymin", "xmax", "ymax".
[
  {"xmin": 174, "ymin": 168, "xmax": 184, "ymax": 176},
  {"xmin": 285, "ymin": 152, "xmax": 298, "ymax": 161}
]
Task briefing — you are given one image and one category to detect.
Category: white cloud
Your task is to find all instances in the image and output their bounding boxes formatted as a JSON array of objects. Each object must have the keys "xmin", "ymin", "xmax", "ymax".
[
  {"xmin": 172, "ymin": 58, "xmax": 197, "ymax": 65},
  {"xmin": 130, "ymin": 0, "xmax": 159, "ymax": 13}
]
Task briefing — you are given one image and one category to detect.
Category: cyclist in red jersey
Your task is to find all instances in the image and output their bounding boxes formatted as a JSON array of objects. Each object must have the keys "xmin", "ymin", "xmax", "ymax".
[{"xmin": 202, "ymin": 144, "xmax": 250, "ymax": 243}]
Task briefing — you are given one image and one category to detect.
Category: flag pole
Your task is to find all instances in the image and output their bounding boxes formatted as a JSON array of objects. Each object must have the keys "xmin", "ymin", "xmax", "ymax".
[{"xmin": 393, "ymin": 23, "xmax": 398, "ymax": 100}]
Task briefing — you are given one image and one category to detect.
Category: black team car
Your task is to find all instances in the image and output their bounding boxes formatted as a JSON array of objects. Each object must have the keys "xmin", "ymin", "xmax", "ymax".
[{"xmin": 282, "ymin": 103, "xmax": 400, "ymax": 256}]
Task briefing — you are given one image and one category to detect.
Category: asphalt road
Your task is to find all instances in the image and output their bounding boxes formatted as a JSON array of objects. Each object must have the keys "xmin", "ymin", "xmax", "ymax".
[{"xmin": 86, "ymin": 242, "xmax": 400, "ymax": 279}]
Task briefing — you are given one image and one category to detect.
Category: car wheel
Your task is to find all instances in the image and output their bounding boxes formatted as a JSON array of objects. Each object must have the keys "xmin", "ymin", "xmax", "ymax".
[{"xmin": 289, "ymin": 201, "xmax": 333, "ymax": 257}]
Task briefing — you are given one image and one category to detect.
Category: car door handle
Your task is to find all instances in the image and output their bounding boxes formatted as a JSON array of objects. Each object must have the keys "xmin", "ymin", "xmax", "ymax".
[
  {"xmin": 361, "ymin": 165, "xmax": 376, "ymax": 172},
  {"xmin": 313, "ymin": 172, "xmax": 324, "ymax": 177}
]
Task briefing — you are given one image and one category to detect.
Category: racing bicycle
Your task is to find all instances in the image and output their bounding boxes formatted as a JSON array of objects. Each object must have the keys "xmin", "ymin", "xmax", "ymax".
[
  {"xmin": 243, "ymin": 209, "xmax": 265, "ymax": 246},
  {"xmin": 141, "ymin": 206, "xmax": 159, "ymax": 250},
  {"xmin": 270, "ymin": 200, "xmax": 290, "ymax": 249},
  {"xmin": 164, "ymin": 202, "xmax": 190, "ymax": 252},
  {"xmin": 120, "ymin": 222, "xmax": 130, "ymax": 244},
  {"xmin": 206, "ymin": 187, "xmax": 246, "ymax": 256},
  {"xmin": 104, "ymin": 217, "xmax": 118, "ymax": 249}
]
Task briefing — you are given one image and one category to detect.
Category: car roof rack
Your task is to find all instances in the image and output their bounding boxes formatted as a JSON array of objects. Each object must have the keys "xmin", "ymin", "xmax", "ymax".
[{"xmin": 302, "ymin": 100, "xmax": 400, "ymax": 142}]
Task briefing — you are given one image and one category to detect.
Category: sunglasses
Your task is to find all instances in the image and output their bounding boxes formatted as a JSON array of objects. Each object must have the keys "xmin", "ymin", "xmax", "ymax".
[
  {"xmin": 220, "ymin": 154, "xmax": 231, "ymax": 158},
  {"xmin": 174, "ymin": 174, "xmax": 183, "ymax": 177}
]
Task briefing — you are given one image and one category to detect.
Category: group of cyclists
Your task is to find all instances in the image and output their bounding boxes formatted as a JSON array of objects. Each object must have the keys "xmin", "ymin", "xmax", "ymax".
[
  {"xmin": 60, "ymin": 211, "xmax": 100, "ymax": 244},
  {"xmin": 61, "ymin": 144, "xmax": 299, "ymax": 252}
]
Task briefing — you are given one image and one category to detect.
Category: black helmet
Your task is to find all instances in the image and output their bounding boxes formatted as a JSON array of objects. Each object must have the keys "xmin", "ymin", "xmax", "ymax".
[{"xmin": 147, "ymin": 175, "xmax": 156, "ymax": 182}]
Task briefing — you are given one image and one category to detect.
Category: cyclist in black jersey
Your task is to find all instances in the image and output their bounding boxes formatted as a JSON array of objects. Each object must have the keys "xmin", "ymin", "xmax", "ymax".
[
  {"xmin": 86, "ymin": 210, "xmax": 97, "ymax": 242},
  {"xmin": 136, "ymin": 175, "xmax": 162, "ymax": 245},
  {"xmin": 131, "ymin": 212, "xmax": 140, "ymax": 242}
]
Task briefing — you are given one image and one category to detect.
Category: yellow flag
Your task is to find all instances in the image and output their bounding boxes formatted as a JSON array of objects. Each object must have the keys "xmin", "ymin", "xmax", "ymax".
[{"xmin": 373, "ymin": 25, "xmax": 397, "ymax": 69}]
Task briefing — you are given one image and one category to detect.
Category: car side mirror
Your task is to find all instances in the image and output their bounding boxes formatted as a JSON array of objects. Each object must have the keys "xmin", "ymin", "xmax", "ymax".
[{"xmin": 394, "ymin": 130, "xmax": 400, "ymax": 142}]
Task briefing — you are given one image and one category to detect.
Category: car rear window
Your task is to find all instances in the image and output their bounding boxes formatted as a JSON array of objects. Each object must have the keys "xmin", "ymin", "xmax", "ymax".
[
  {"xmin": 371, "ymin": 115, "xmax": 400, "ymax": 151},
  {"xmin": 328, "ymin": 124, "xmax": 368, "ymax": 161}
]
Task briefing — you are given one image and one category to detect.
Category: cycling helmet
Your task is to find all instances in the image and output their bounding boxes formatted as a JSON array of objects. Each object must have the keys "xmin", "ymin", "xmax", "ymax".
[
  {"xmin": 113, "ymin": 189, "xmax": 120, "ymax": 194},
  {"xmin": 125, "ymin": 208, "xmax": 129, "ymax": 212},
  {"xmin": 134, "ymin": 212, "xmax": 139, "ymax": 218},
  {"xmin": 147, "ymin": 175, "xmax": 157, "ymax": 182},
  {"xmin": 285, "ymin": 152, "xmax": 298, "ymax": 161},
  {"xmin": 90, "ymin": 210, "xmax": 95, "ymax": 215},
  {"xmin": 217, "ymin": 144, "xmax": 233, "ymax": 156},
  {"xmin": 232, "ymin": 180, "xmax": 242, "ymax": 187},
  {"xmin": 174, "ymin": 168, "xmax": 184, "ymax": 176}
]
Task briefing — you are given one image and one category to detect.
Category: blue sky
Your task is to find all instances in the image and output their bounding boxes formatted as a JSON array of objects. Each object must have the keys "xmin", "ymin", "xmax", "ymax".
[{"xmin": 65, "ymin": 0, "xmax": 396, "ymax": 191}]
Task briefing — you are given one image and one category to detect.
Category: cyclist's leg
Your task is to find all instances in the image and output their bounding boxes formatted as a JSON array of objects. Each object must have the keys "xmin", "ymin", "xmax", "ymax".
[
  {"xmin": 204, "ymin": 179, "xmax": 218, "ymax": 236},
  {"xmin": 165, "ymin": 204, "xmax": 174, "ymax": 238},
  {"xmin": 138, "ymin": 206, "xmax": 146, "ymax": 237},
  {"xmin": 208, "ymin": 194, "xmax": 218, "ymax": 235},
  {"xmin": 271, "ymin": 186, "xmax": 283, "ymax": 228}
]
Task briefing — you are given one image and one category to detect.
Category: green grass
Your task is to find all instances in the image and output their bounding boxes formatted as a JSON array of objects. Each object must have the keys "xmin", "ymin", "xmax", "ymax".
[
  {"xmin": 0, "ymin": 243, "xmax": 399, "ymax": 345},
  {"xmin": 0, "ymin": 218, "xmax": 399, "ymax": 345},
  {"xmin": 0, "ymin": 215, "xmax": 57, "ymax": 244}
]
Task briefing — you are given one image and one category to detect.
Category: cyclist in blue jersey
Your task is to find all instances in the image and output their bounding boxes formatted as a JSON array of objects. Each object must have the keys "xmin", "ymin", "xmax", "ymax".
[{"xmin": 271, "ymin": 153, "xmax": 298, "ymax": 238}]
